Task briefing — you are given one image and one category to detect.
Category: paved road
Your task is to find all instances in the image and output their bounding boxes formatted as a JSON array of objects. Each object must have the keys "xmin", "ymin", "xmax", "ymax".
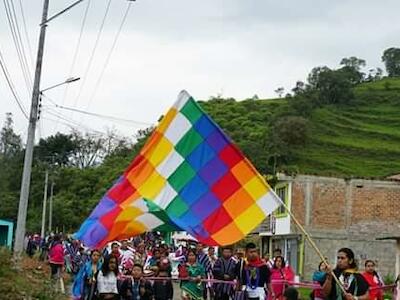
[{"xmin": 173, "ymin": 281, "xmax": 181, "ymax": 300}]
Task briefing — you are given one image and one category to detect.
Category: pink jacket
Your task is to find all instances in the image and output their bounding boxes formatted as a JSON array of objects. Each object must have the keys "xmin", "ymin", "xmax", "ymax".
[
  {"xmin": 49, "ymin": 243, "xmax": 64, "ymax": 265},
  {"xmin": 269, "ymin": 266, "xmax": 295, "ymax": 300}
]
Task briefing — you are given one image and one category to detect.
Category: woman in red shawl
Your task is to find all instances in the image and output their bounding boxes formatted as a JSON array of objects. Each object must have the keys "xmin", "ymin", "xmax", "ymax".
[
  {"xmin": 362, "ymin": 260, "xmax": 384, "ymax": 300},
  {"xmin": 269, "ymin": 256, "xmax": 295, "ymax": 300}
]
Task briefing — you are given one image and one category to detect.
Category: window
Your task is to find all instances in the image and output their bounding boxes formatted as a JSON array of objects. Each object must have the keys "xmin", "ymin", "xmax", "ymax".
[{"xmin": 275, "ymin": 183, "xmax": 289, "ymax": 217}]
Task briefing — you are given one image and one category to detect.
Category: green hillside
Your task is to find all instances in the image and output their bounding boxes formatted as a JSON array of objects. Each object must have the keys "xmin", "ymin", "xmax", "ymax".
[{"xmin": 200, "ymin": 78, "xmax": 400, "ymax": 179}]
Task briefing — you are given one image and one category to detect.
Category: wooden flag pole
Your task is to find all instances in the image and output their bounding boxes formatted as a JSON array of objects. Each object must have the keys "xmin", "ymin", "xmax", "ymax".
[{"xmin": 271, "ymin": 189, "xmax": 347, "ymax": 295}]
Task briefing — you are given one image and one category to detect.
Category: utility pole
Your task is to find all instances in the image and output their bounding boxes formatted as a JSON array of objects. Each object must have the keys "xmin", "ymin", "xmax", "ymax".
[
  {"xmin": 40, "ymin": 170, "xmax": 48, "ymax": 238},
  {"xmin": 48, "ymin": 180, "xmax": 54, "ymax": 233},
  {"xmin": 13, "ymin": 0, "xmax": 84, "ymax": 254},
  {"xmin": 14, "ymin": 0, "xmax": 50, "ymax": 253}
]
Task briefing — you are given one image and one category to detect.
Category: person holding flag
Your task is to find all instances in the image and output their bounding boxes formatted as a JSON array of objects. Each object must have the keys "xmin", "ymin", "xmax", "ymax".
[{"xmin": 322, "ymin": 248, "xmax": 369, "ymax": 300}]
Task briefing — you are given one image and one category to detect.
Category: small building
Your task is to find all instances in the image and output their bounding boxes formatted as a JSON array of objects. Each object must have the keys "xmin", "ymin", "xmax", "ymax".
[
  {"xmin": 0, "ymin": 219, "xmax": 14, "ymax": 249},
  {"xmin": 259, "ymin": 174, "xmax": 400, "ymax": 279}
]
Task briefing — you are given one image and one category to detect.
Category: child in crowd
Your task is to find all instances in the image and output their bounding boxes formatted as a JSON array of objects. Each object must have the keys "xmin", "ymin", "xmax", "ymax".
[
  {"xmin": 153, "ymin": 259, "xmax": 174, "ymax": 300},
  {"xmin": 119, "ymin": 263, "xmax": 153, "ymax": 300}
]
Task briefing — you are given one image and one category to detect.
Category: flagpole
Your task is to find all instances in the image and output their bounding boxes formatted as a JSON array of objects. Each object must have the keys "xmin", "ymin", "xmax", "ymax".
[{"xmin": 270, "ymin": 189, "xmax": 347, "ymax": 295}]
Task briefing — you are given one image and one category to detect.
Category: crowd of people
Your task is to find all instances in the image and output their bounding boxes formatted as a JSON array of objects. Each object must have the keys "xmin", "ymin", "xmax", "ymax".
[{"xmin": 23, "ymin": 233, "xmax": 395, "ymax": 300}]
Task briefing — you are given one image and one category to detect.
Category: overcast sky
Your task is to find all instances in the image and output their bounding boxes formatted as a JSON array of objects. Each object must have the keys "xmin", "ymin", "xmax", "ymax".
[{"xmin": 1, "ymin": 0, "xmax": 399, "ymax": 141}]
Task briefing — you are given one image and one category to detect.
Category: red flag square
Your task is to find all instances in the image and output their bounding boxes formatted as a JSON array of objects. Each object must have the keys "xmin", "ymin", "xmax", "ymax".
[
  {"xmin": 203, "ymin": 207, "xmax": 233, "ymax": 234},
  {"xmin": 100, "ymin": 206, "xmax": 122, "ymax": 231},
  {"xmin": 212, "ymin": 172, "xmax": 241, "ymax": 202},
  {"xmin": 107, "ymin": 177, "xmax": 136, "ymax": 204},
  {"xmin": 219, "ymin": 144, "xmax": 243, "ymax": 168}
]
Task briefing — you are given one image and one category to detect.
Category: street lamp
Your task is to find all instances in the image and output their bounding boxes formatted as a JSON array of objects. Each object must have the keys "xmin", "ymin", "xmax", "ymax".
[{"xmin": 40, "ymin": 77, "xmax": 80, "ymax": 93}]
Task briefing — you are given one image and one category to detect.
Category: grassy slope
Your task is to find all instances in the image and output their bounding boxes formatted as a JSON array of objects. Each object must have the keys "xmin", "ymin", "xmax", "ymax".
[
  {"xmin": 0, "ymin": 248, "xmax": 69, "ymax": 300},
  {"xmin": 292, "ymin": 78, "xmax": 400, "ymax": 178},
  {"xmin": 201, "ymin": 78, "xmax": 400, "ymax": 179}
]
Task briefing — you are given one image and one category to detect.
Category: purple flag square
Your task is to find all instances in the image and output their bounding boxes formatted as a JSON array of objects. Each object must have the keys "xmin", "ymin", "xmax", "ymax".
[
  {"xmin": 81, "ymin": 221, "xmax": 108, "ymax": 248},
  {"xmin": 206, "ymin": 130, "xmax": 229, "ymax": 153},
  {"xmin": 89, "ymin": 196, "xmax": 117, "ymax": 219},
  {"xmin": 188, "ymin": 224, "xmax": 210, "ymax": 239},
  {"xmin": 192, "ymin": 192, "xmax": 221, "ymax": 221},
  {"xmin": 199, "ymin": 157, "xmax": 228, "ymax": 185}
]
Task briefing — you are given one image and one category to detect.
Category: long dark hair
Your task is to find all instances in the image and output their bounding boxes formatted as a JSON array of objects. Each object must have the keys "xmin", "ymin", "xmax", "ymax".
[
  {"xmin": 338, "ymin": 248, "xmax": 357, "ymax": 269},
  {"xmin": 101, "ymin": 255, "xmax": 119, "ymax": 276},
  {"xmin": 273, "ymin": 255, "xmax": 286, "ymax": 269}
]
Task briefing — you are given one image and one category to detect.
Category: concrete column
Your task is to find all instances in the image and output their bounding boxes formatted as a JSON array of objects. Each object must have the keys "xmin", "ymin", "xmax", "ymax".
[
  {"xmin": 305, "ymin": 179, "xmax": 312, "ymax": 227},
  {"xmin": 396, "ymin": 239, "xmax": 400, "ymax": 279}
]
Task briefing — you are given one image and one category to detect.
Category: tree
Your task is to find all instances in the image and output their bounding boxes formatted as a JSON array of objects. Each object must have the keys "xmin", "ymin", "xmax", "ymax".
[
  {"xmin": 307, "ymin": 67, "xmax": 354, "ymax": 104},
  {"xmin": 337, "ymin": 66, "xmax": 364, "ymax": 85},
  {"xmin": 382, "ymin": 47, "xmax": 400, "ymax": 77},
  {"xmin": 0, "ymin": 113, "xmax": 22, "ymax": 158},
  {"xmin": 36, "ymin": 133, "xmax": 78, "ymax": 167},
  {"xmin": 317, "ymin": 69, "xmax": 354, "ymax": 104},
  {"xmin": 291, "ymin": 81, "xmax": 306, "ymax": 96},
  {"xmin": 365, "ymin": 68, "xmax": 383, "ymax": 82},
  {"xmin": 266, "ymin": 116, "xmax": 308, "ymax": 174},
  {"xmin": 70, "ymin": 131, "xmax": 106, "ymax": 169},
  {"xmin": 274, "ymin": 87, "xmax": 285, "ymax": 98},
  {"xmin": 338, "ymin": 56, "xmax": 367, "ymax": 84},
  {"xmin": 288, "ymin": 95, "xmax": 315, "ymax": 117},
  {"xmin": 307, "ymin": 66, "xmax": 331, "ymax": 89},
  {"xmin": 340, "ymin": 56, "xmax": 366, "ymax": 72},
  {"xmin": 0, "ymin": 113, "xmax": 23, "ymax": 222},
  {"xmin": 273, "ymin": 116, "xmax": 308, "ymax": 146}
]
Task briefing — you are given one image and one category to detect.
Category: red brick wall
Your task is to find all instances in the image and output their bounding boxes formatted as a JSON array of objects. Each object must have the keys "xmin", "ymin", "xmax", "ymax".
[
  {"xmin": 311, "ymin": 182, "xmax": 346, "ymax": 229},
  {"xmin": 291, "ymin": 182, "xmax": 306, "ymax": 226},
  {"xmin": 352, "ymin": 186, "xmax": 400, "ymax": 224},
  {"xmin": 287, "ymin": 176, "xmax": 400, "ymax": 232}
]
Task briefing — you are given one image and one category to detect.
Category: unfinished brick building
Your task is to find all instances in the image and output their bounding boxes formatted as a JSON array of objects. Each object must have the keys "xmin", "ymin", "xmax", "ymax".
[{"xmin": 259, "ymin": 174, "xmax": 400, "ymax": 280}]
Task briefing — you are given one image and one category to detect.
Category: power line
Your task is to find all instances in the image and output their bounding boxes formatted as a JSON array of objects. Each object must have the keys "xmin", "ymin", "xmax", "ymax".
[
  {"xmin": 61, "ymin": 0, "xmax": 92, "ymax": 106},
  {"xmin": 8, "ymin": 0, "xmax": 32, "ymax": 77},
  {"xmin": 44, "ymin": 108, "xmax": 105, "ymax": 134},
  {"xmin": 86, "ymin": 1, "xmax": 133, "ymax": 110},
  {"xmin": 44, "ymin": 109, "xmax": 107, "ymax": 135},
  {"xmin": 3, "ymin": 0, "xmax": 33, "ymax": 95},
  {"xmin": 0, "ymin": 48, "xmax": 28, "ymax": 119},
  {"xmin": 17, "ymin": 0, "xmax": 35, "ymax": 68},
  {"xmin": 43, "ymin": 116, "xmax": 88, "ymax": 133},
  {"xmin": 58, "ymin": 0, "xmax": 92, "ymax": 133},
  {"xmin": 72, "ymin": 0, "xmax": 112, "ymax": 111},
  {"xmin": 42, "ymin": 94, "xmax": 151, "ymax": 127}
]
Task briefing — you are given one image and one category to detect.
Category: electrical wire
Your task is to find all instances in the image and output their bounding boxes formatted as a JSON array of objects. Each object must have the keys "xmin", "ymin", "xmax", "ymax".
[
  {"xmin": 48, "ymin": 103, "xmax": 151, "ymax": 127},
  {"xmin": 72, "ymin": 0, "xmax": 112, "ymax": 110},
  {"xmin": 43, "ymin": 116, "xmax": 103, "ymax": 135},
  {"xmin": 3, "ymin": 0, "xmax": 33, "ymax": 95},
  {"xmin": 57, "ymin": 0, "xmax": 92, "ymax": 133},
  {"xmin": 0, "ymin": 47, "xmax": 28, "ymax": 119},
  {"xmin": 42, "ymin": 93, "xmax": 151, "ymax": 127},
  {"xmin": 86, "ymin": 1, "xmax": 133, "ymax": 110},
  {"xmin": 8, "ymin": 0, "xmax": 32, "ymax": 78},
  {"xmin": 17, "ymin": 0, "xmax": 34, "ymax": 69},
  {"xmin": 44, "ymin": 108, "xmax": 105, "ymax": 135},
  {"xmin": 61, "ymin": 0, "xmax": 92, "ymax": 106}
]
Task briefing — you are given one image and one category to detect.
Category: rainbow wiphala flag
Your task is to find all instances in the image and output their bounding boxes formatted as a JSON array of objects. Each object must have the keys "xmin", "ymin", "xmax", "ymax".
[{"xmin": 75, "ymin": 91, "xmax": 281, "ymax": 248}]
